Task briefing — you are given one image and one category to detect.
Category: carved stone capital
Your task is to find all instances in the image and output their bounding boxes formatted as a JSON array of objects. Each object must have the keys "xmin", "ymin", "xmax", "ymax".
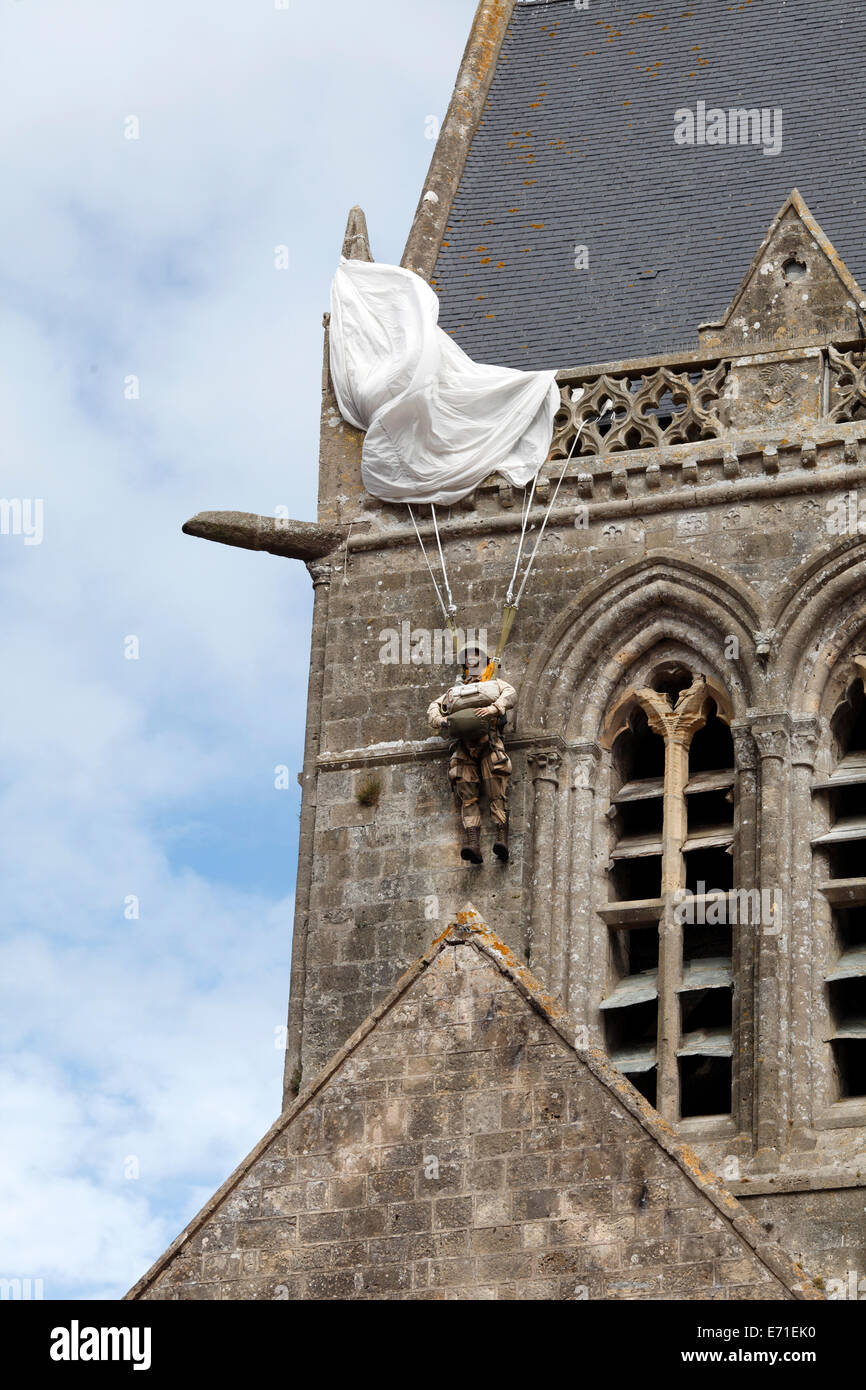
[
  {"xmin": 307, "ymin": 560, "xmax": 333, "ymax": 589},
  {"xmin": 751, "ymin": 716, "xmax": 790, "ymax": 761},
  {"xmin": 731, "ymin": 722, "xmax": 758, "ymax": 772},
  {"xmin": 790, "ymin": 717, "xmax": 821, "ymax": 768},
  {"xmin": 636, "ymin": 675, "xmax": 710, "ymax": 746},
  {"xmin": 571, "ymin": 747, "xmax": 601, "ymax": 791},
  {"xmin": 528, "ymin": 748, "xmax": 563, "ymax": 785}
]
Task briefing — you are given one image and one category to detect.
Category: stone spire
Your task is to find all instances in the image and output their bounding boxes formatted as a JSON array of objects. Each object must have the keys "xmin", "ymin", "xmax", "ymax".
[{"xmin": 341, "ymin": 205, "xmax": 373, "ymax": 263}]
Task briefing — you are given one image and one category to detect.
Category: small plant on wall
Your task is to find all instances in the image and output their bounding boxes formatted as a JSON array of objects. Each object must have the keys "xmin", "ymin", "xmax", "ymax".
[{"xmin": 356, "ymin": 774, "xmax": 382, "ymax": 809}]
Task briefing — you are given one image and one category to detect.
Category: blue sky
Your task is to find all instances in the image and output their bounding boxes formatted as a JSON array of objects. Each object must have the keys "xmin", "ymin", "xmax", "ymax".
[{"xmin": 0, "ymin": 0, "xmax": 476, "ymax": 1300}]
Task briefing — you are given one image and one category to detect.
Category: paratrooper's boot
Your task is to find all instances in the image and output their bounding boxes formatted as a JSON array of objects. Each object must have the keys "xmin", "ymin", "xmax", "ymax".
[
  {"xmin": 492, "ymin": 818, "xmax": 509, "ymax": 863},
  {"xmin": 461, "ymin": 826, "xmax": 483, "ymax": 864}
]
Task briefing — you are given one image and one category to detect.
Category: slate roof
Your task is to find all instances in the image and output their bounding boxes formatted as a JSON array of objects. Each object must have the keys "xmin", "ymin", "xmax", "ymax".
[{"xmin": 431, "ymin": 0, "xmax": 866, "ymax": 369}]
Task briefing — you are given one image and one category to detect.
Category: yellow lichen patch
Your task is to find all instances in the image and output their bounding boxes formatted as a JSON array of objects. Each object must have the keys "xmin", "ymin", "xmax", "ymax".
[
  {"xmin": 496, "ymin": 262, "xmax": 505, "ymax": 269},
  {"xmin": 530, "ymin": 223, "xmax": 545, "ymax": 230},
  {"xmin": 480, "ymin": 257, "xmax": 491, "ymax": 264}
]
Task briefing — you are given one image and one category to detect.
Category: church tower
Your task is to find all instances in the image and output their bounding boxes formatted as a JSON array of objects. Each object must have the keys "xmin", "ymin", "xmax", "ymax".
[{"xmin": 130, "ymin": 0, "xmax": 866, "ymax": 1299}]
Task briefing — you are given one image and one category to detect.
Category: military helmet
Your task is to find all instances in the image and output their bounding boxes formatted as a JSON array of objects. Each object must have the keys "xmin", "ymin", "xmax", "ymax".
[{"xmin": 456, "ymin": 640, "xmax": 489, "ymax": 670}]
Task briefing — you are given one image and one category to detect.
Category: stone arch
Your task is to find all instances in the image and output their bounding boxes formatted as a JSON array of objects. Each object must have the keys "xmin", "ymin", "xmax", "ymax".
[
  {"xmin": 601, "ymin": 660, "xmax": 735, "ymax": 751},
  {"xmin": 518, "ymin": 551, "xmax": 761, "ymax": 742},
  {"xmin": 773, "ymin": 537, "xmax": 866, "ymax": 720}
]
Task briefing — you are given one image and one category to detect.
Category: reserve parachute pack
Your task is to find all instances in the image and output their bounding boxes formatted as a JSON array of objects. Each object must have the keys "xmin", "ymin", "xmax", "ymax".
[{"xmin": 441, "ymin": 680, "xmax": 503, "ymax": 742}]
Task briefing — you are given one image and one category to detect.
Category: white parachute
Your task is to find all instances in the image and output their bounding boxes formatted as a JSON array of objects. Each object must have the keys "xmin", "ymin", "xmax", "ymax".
[{"xmin": 329, "ymin": 257, "xmax": 561, "ymax": 507}]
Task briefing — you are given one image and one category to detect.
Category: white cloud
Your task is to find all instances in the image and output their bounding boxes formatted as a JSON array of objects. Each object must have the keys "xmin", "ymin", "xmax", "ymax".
[{"xmin": 0, "ymin": 0, "xmax": 475, "ymax": 1299}]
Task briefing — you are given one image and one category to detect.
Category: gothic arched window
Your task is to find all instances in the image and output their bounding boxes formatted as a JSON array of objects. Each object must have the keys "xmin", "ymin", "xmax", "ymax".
[
  {"xmin": 600, "ymin": 665, "xmax": 736, "ymax": 1125},
  {"xmin": 813, "ymin": 676, "xmax": 866, "ymax": 1102}
]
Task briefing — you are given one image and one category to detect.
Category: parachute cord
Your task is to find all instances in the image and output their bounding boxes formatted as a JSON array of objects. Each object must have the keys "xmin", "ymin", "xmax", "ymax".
[
  {"xmin": 407, "ymin": 505, "xmax": 451, "ymax": 629},
  {"xmin": 512, "ymin": 402, "xmax": 614, "ymax": 611},
  {"xmin": 430, "ymin": 504, "xmax": 457, "ymax": 623},
  {"xmin": 506, "ymin": 469, "xmax": 539, "ymax": 607}
]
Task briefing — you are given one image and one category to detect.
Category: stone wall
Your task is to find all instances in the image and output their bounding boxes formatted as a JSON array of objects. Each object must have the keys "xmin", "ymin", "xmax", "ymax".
[
  {"xmin": 275, "ymin": 196, "xmax": 866, "ymax": 1285},
  {"xmin": 739, "ymin": 1188, "xmax": 866, "ymax": 1298},
  {"xmin": 130, "ymin": 921, "xmax": 818, "ymax": 1301}
]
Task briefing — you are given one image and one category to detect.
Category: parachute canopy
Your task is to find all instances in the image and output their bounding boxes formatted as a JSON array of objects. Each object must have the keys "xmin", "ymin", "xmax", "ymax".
[{"xmin": 329, "ymin": 258, "xmax": 562, "ymax": 507}]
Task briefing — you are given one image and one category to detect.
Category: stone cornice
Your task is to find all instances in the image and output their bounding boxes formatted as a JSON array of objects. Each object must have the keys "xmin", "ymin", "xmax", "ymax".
[
  {"xmin": 343, "ymin": 436, "xmax": 866, "ymax": 555},
  {"xmin": 315, "ymin": 732, "xmax": 588, "ymax": 773}
]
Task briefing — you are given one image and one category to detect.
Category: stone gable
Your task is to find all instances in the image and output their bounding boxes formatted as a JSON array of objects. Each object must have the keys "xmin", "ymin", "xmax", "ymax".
[{"xmin": 128, "ymin": 908, "xmax": 820, "ymax": 1301}]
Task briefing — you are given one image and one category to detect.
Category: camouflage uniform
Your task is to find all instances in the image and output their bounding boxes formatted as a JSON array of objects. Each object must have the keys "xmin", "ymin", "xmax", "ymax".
[{"xmin": 427, "ymin": 676, "xmax": 517, "ymax": 830}]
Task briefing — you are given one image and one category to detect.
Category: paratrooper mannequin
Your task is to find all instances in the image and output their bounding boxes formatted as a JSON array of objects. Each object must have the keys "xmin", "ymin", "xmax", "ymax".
[{"xmin": 427, "ymin": 643, "xmax": 517, "ymax": 864}]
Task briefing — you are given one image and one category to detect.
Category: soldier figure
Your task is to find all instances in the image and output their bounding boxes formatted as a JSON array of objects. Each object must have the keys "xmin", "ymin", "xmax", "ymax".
[{"xmin": 427, "ymin": 643, "xmax": 517, "ymax": 864}]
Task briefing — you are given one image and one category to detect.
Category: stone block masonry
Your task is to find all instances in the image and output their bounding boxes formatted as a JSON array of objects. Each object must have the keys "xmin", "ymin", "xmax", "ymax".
[{"xmin": 128, "ymin": 909, "xmax": 820, "ymax": 1301}]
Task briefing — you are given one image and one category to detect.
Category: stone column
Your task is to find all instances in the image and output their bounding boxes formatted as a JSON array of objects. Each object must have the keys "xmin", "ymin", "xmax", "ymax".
[
  {"xmin": 283, "ymin": 559, "xmax": 332, "ymax": 1104},
  {"xmin": 527, "ymin": 748, "xmax": 562, "ymax": 988},
  {"xmin": 639, "ymin": 679, "xmax": 707, "ymax": 1124},
  {"xmin": 656, "ymin": 727, "xmax": 690, "ymax": 1124},
  {"xmin": 565, "ymin": 746, "xmax": 601, "ymax": 1026},
  {"xmin": 750, "ymin": 715, "xmax": 791, "ymax": 1163},
  {"xmin": 790, "ymin": 717, "xmax": 820, "ymax": 1140},
  {"xmin": 731, "ymin": 723, "xmax": 758, "ymax": 1145},
  {"xmin": 549, "ymin": 776, "xmax": 572, "ymax": 1004}
]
